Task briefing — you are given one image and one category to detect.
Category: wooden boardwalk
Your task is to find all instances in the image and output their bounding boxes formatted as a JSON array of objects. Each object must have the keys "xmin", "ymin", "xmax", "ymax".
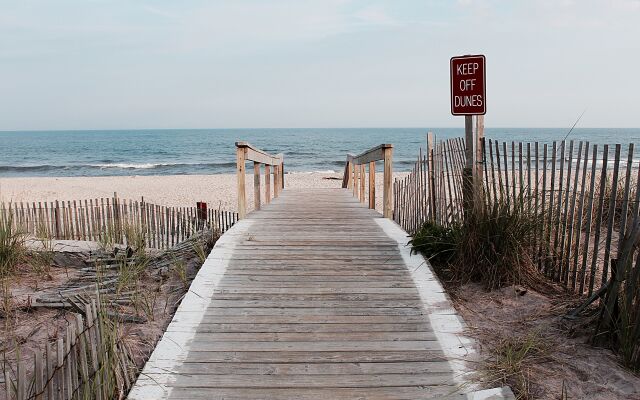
[{"xmin": 129, "ymin": 188, "xmax": 512, "ymax": 399}]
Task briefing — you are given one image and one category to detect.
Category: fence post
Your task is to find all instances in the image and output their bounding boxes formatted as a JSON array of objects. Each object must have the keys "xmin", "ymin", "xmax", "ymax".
[
  {"xmin": 426, "ymin": 133, "xmax": 436, "ymax": 222},
  {"xmin": 113, "ymin": 192, "xmax": 122, "ymax": 243},
  {"xmin": 236, "ymin": 146, "xmax": 247, "ymax": 219},
  {"xmin": 54, "ymin": 200, "xmax": 61, "ymax": 239},
  {"xmin": 383, "ymin": 146, "xmax": 394, "ymax": 219},
  {"xmin": 475, "ymin": 116, "xmax": 485, "ymax": 195},
  {"xmin": 253, "ymin": 162, "xmax": 261, "ymax": 210}
]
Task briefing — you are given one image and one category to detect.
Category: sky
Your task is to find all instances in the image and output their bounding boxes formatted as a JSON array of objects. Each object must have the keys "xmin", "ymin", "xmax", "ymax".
[{"xmin": 0, "ymin": 0, "xmax": 639, "ymax": 130}]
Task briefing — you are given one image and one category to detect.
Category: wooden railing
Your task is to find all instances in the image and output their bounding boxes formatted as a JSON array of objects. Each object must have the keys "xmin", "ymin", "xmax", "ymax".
[
  {"xmin": 342, "ymin": 144, "xmax": 393, "ymax": 218},
  {"xmin": 236, "ymin": 142, "xmax": 284, "ymax": 219}
]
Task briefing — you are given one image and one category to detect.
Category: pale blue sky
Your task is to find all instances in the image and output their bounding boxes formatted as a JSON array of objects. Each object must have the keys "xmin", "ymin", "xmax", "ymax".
[{"xmin": 1, "ymin": 0, "xmax": 639, "ymax": 130}]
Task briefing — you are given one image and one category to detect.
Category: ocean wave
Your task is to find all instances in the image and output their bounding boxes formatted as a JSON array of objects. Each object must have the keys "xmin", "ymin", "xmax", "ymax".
[
  {"xmin": 0, "ymin": 161, "xmax": 238, "ymax": 172},
  {"xmin": 287, "ymin": 170, "xmax": 337, "ymax": 175},
  {"xmin": 91, "ymin": 163, "xmax": 158, "ymax": 169},
  {"xmin": 0, "ymin": 165, "xmax": 67, "ymax": 172},
  {"xmin": 327, "ymin": 159, "xmax": 416, "ymax": 167},
  {"xmin": 90, "ymin": 161, "xmax": 238, "ymax": 169}
]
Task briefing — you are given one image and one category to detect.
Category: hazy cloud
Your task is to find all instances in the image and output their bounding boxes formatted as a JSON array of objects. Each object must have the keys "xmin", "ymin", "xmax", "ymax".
[{"xmin": 0, "ymin": 0, "xmax": 638, "ymax": 129}]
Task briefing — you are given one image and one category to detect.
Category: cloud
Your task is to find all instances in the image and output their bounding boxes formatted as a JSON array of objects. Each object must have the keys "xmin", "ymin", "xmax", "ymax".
[
  {"xmin": 162, "ymin": 1, "xmax": 401, "ymax": 54},
  {"xmin": 353, "ymin": 5, "xmax": 399, "ymax": 27}
]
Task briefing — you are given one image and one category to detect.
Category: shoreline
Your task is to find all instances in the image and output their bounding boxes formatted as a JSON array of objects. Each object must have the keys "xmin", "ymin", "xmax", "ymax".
[{"xmin": 0, "ymin": 172, "xmax": 410, "ymax": 213}]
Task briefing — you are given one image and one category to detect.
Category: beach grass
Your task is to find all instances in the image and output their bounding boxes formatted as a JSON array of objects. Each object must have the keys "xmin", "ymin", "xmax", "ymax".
[
  {"xmin": 483, "ymin": 331, "xmax": 549, "ymax": 400},
  {"xmin": 411, "ymin": 195, "xmax": 544, "ymax": 290}
]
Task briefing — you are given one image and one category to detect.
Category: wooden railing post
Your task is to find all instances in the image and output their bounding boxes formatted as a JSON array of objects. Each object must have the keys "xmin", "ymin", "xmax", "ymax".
[
  {"xmin": 369, "ymin": 161, "xmax": 375, "ymax": 209},
  {"xmin": 343, "ymin": 159, "xmax": 352, "ymax": 189},
  {"xmin": 353, "ymin": 163, "xmax": 359, "ymax": 197},
  {"xmin": 274, "ymin": 165, "xmax": 280, "ymax": 198},
  {"xmin": 265, "ymin": 164, "xmax": 271, "ymax": 204},
  {"xmin": 236, "ymin": 146, "xmax": 247, "ymax": 219},
  {"xmin": 349, "ymin": 161, "xmax": 354, "ymax": 190},
  {"xmin": 236, "ymin": 142, "xmax": 282, "ymax": 215},
  {"xmin": 344, "ymin": 144, "xmax": 392, "ymax": 217},
  {"xmin": 383, "ymin": 146, "xmax": 393, "ymax": 218},
  {"xmin": 360, "ymin": 165, "xmax": 366, "ymax": 203},
  {"xmin": 253, "ymin": 161, "xmax": 261, "ymax": 211}
]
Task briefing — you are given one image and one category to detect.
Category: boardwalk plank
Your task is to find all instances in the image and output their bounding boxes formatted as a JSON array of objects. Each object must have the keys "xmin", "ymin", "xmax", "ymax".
[{"xmin": 128, "ymin": 188, "xmax": 477, "ymax": 400}]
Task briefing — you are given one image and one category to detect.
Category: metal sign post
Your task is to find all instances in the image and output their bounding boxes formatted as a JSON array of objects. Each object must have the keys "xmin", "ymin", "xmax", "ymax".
[{"xmin": 450, "ymin": 54, "xmax": 486, "ymax": 214}]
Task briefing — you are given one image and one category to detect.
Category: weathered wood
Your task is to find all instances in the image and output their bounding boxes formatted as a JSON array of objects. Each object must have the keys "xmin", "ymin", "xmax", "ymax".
[
  {"xmin": 350, "ymin": 144, "xmax": 393, "ymax": 165},
  {"xmin": 236, "ymin": 147, "xmax": 247, "ymax": 219},
  {"xmin": 368, "ymin": 161, "xmax": 376, "ymax": 209},
  {"xmin": 75, "ymin": 313, "xmax": 90, "ymax": 395},
  {"xmin": 601, "ymin": 144, "xmax": 622, "ymax": 287},
  {"xmin": 274, "ymin": 164, "xmax": 281, "ymax": 198},
  {"xmin": 566, "ymin": 142, "xmax": 585, "ymax": 288},
  {"xmin": 427, "ymin": 133, "xmax": 436, "ymax": 222},
  {"xmin": 46, "ymin": 341, "xmax": 54, "ymax": 399},
  {"xmin": 360, "ymin": 164, "xmax": 366, "ymax": 203},
  {"xmin": 353, "ymin": 161, "xmax": 359, "ymax": 198},
  {"xmin": 253, "ymin": 162, "xmax": 261, "ymax": 211},
  {"xmin": 618, "ymin": 144, "xmax": 634, "ymax": 255},
  {"xmin": 589, "ymin": 145, "xmax": 609, "ymax": 295},
  {"xmin": 56, "ymin": 337, "xmax": 65, "ymax": 399},
  {"xmin": 34, "ymin": 350, "xmax": 43, "ymax": 400},
  {"xmin": 383, "ymin": 147, "xmax": 393, "ymax": 219},
  {"xmin": 235, "ymin": 142, "xmax": 283, "ymax": 166},
  {"xmin": 265, "ymin": 164, "xmax": 271, "ymax": 204},
  {"xmin": 129, "ymin": 188, "xmax": 475, "ymax": 399}
]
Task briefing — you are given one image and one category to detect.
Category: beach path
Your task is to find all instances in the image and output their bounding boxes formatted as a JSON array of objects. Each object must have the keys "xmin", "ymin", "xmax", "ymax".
[{"xmin": 127, "ymin": 188, "xmax": 510, "ymax": 399}]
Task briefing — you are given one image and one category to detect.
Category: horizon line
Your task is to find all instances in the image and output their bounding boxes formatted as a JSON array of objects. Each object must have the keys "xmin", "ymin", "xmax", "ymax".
[{"xmin": 2, "ymin": 126, "xmax": 640, "ymax": 133}]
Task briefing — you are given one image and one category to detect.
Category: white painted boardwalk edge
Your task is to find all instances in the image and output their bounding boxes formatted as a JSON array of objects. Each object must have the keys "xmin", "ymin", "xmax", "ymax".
[
  {"xmin": 127, "ymin": 219, "xmax": 254, "ymax": 399},
  {"xmin": 375, "ymin": 218, "xmax": 478, "ymax": 393}
]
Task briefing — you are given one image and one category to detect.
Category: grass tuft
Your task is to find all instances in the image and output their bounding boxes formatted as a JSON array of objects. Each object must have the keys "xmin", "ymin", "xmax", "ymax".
[
  {"xmin": 484, "ymin": 332, "xmax": 548, "ymax": 399},
  {"xmin": 411, "ymin": 197, "xmax": 544, "ymax": 290},
  {"xmin": 0, "ymin": 212, "xmax": 26, "ymax": 278}
]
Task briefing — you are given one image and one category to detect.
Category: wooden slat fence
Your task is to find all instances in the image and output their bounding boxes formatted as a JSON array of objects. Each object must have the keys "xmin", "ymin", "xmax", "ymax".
[
  {"xmin": 0, "ymin": 195, "xmax": 238, "ymax": 250},
  {"xmin": 3, "ymin": 299, "xmax": 136, "ymax": 400},
  {"xmin": 393, "ymin": 135, "xmax": 466, "ymax": 232},
  {"xmin": 394, "ymin": 136, "xmax": 640, "ymax": 298}
]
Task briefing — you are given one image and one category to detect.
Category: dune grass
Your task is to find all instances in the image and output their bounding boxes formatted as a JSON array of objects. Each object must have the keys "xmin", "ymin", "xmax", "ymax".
[
  {"xmin": 0, "ymin": 212, "xmax": 26, "ymax": 278},
  {"xmin": 483, "ymin": 332, "xmax": 549, "ymax": 400},
  {"xmin": 410, "ymin": 196, "xmax": 543, "ymax": 290}
]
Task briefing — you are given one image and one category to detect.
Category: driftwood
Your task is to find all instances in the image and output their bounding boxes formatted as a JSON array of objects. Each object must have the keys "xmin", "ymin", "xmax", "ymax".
[{"xmin": 31, "ymin": 230, "xmax": 216, "ymax": 324}]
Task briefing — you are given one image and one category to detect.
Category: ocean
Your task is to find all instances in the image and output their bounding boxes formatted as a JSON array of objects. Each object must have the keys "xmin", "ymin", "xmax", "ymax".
[{"xmin": 1, "ymin": 128, "xmax": 639, "ymax": 177}]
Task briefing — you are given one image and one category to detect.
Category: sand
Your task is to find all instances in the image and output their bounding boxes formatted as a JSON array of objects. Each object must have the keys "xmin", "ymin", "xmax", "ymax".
[
  {"xmin": 0, "ymin": 172, "xmax": 410, "ymax": 214},
  {"xmin": 454, "ymin": 283, "xmax": 640, "ymax": 399}
]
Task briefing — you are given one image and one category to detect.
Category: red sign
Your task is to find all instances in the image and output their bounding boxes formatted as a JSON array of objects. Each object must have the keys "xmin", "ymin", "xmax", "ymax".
[{"xmin": 450, "ymin": 55, "xmax": 486, "ymax": 115}]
